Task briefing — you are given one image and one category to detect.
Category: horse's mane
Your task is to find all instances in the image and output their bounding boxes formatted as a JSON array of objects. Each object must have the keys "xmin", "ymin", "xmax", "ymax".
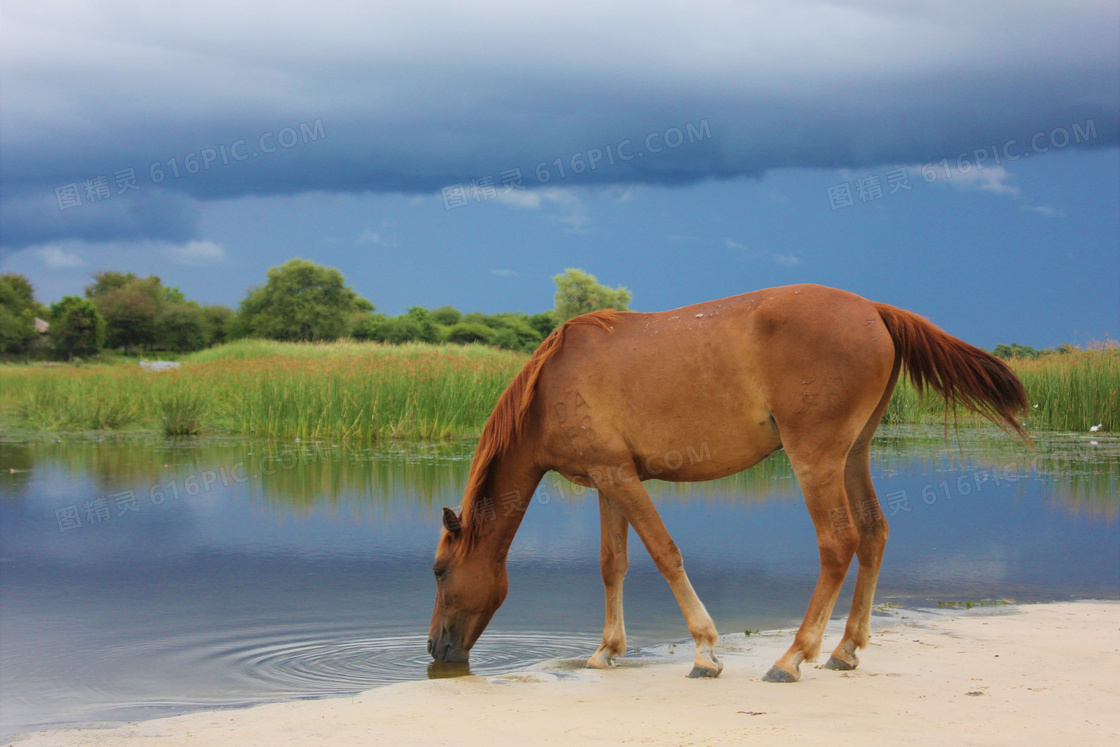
[{"xmin": 456, "ymin": 309, "xmax": 621, "ymax": 548}]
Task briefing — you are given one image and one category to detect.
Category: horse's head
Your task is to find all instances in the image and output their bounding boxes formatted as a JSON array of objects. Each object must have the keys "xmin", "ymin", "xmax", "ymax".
[{"xmin": 427, "ymin": 507, "xmax": 508, "ymax": 662}]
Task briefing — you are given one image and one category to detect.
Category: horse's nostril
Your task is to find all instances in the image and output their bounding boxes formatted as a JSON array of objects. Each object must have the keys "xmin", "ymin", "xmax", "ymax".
[{"xmin": 427, "ymin": 638, "xmax": 435, "ymax": 656}]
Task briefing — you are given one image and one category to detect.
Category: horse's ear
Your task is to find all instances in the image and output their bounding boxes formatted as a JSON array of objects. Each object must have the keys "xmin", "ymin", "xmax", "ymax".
[{"xmin": 442, "ymin": 507, "xmax": 462, "ymax": 536}]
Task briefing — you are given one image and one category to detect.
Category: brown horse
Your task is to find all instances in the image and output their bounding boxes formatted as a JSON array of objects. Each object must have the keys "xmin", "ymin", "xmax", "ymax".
[{"xmin": 428, "ymin": 284, "xmax": 1027, "ymax": 682}]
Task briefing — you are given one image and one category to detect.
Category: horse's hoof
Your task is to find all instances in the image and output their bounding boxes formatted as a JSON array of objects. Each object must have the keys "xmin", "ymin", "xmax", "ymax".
[
  {"xmin": 586, "ymin": 650, "xmax": 618, "ymax": 669},
  {"xmin": 762, "ymin": 664, "xmax": 799, "ymax": 683},
  {"xmin": 688, "ymin": 653, "xmax": 723, "ymax": 678},
  {"xmin": 687, "ymin": 664, "xmax": 721, "ymax": 678},
  {"xmin": 823, "ymin": 653, "xmax": 858, "ymax": 671}
]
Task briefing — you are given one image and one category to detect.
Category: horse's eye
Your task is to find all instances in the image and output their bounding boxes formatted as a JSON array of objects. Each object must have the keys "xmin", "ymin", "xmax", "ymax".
[{"xmin": 433, "ymin": 568, "xmax": 446, "ymax": 580}]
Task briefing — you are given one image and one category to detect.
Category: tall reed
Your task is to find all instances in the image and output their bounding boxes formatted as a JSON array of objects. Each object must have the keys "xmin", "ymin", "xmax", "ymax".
[
  {"xmin": 1, "ymin": 340, "xmax": 527, "ymax": 442},
  {"xmin": 2, "ymin": 340, "xmax": 1115, "ymax": 439}
]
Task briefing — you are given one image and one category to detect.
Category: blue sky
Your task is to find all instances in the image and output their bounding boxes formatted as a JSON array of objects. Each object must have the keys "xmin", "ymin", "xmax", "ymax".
[{"xmin": 1, "ymin": 1, "xmax": 1117, "ymax": 349}]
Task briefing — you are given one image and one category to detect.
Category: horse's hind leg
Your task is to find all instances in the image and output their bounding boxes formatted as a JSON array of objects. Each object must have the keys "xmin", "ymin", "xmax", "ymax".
[
  {"xmin": 587, "ymin": 494, "xmax": 630, "ymax": 669},
  {"xmin": 824, "ymin": 364, "xmax": 897, "ymax": 671},
  {"xmin": 823, "ymin": 437, "xmax": 890, "ymax": 671},
  {"xmin": 764, "ymin": 449, "xmax": 860, "ymax": 683}
]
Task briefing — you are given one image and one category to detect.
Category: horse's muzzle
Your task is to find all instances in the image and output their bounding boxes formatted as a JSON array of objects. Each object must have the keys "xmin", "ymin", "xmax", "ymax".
[{"xmin": 427, "ymin": 632, "xmax": 469, "ymax": 662}]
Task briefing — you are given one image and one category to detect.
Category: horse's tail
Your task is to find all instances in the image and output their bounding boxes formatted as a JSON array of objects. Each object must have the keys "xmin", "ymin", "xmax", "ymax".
[{"xmin": 874, "ymin": 303, "xmax": 1029, "ymax": 440}]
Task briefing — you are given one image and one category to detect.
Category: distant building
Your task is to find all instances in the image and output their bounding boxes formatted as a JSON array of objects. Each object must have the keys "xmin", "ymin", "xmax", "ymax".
[{"xmin": 139, "ymin": 360, "xmax": 180, "ymax": 371}]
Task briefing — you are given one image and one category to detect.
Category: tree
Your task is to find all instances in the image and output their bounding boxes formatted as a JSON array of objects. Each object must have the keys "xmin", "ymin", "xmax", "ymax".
[
  {"xmin": 528, "ymin": 312, "xmax": 556, "ymax": 339},
  {"xmin": 551, "ymin": 268, "xmax": 631, "ymax": 324},
  {"xmin": 49, "ymin": 296, "xmax": 105, "ymax": 360},
  {"xmin": 446, "ymin": 322, "xmax": 495, "ymax": 345},
  {"xmin": 237, "ymin": 258, "xmax": 372, "ymax": 342},
  {"xmin": 0, "ymin": 273, "xmax": 43, "ymax": 353},
  {"xmin": 993, "ymin": 343, "xmax": 1041, "ymax": 360},
  {"xmin": 202, "ymin": 305, "xmax": 235, "ymax": 346},
  {"xmin": 85, "ymin": 271, "xmax": 165, "ymax": 352},
  {"xmin": 403, "ymin": 307, "xmax": 438, "ymax": 343},
  {"xmin": 481, "ymin": 312, "xmax": 545, "ymax": 351},
  {"xmin": 84, "ymin": 271, "xmax": 141, "ymax": 299},
  {"xmin": 94, "ymin": 288, "xmax": 159, "ymax": 351},
  {"xmin": 431, "ymin": 305, "xmax": 462, "ymax": 326},
  {"xmin": 155, "ymin": 302, "xmax": 211, "ymax": 352}
]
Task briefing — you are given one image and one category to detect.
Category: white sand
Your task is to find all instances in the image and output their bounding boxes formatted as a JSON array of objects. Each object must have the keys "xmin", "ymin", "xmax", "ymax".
[{"xmin": 7, "ymin": 601, "xmax": 1118, "ymax": 746}]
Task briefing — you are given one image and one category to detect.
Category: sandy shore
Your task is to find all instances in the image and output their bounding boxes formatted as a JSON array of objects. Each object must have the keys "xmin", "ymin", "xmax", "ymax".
[{"xmin": 7, "ymin": 601, "xmax": 1118, "ymax": 746}]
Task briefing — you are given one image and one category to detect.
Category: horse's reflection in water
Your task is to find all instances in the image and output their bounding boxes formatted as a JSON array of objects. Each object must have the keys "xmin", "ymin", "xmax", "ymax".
[{"xmin": 427, "ymin": 660, "xmax": 472, "ymax": 679}]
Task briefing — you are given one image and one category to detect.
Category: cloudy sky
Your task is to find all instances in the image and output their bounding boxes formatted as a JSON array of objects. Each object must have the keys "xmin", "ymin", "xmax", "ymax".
[{"xmin": 1, "ymin": 0, "xmax": 1117, "ymax": 348}]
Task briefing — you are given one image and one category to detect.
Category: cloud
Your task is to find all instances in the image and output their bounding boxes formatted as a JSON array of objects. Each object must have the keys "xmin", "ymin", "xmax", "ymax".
[
  {"xmin": 355, "ymin": 226, "xmax": 398, "ymax": 249},
  {"xmin": 0, "ymin": 188, "xmax": 200, "ymax": 257},
  {"xmin": 1022, "ymin": 204, "xmax": 1065, "ymax": 217},
  {"xmin": 490, "ymin": 269, "xmax": 519, "ymax": 278},
  {"xmin": 722, "ymin": 237, "xmax": 801, "ymax": 266},
  {"xmin": 168, "ymin": 240, "xmax": 226, "ymax": 266},
  {"xmin": 493, "ymin": 187, "xmax": 578, "ymax": 210},
  {"xmin": 37, "ymin": 244, "xmax": 84, "ymax": 269},
  {"xmin": 1, "ymin": 1, "xmax": 1116, "ymax": 248},
  {"xmin": 494, "ymin": 187, "xmax": 591, "ymax": 232},
  {"xmin": 546, "ymin": 208, "xmax": 591, "ymax": 233},
  {"xmin": 941, "ymin": 166, "xmax": 1021, "ymax": 196}
]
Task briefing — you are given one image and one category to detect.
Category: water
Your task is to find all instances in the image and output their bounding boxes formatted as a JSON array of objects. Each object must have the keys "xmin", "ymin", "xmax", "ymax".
[{"xmin": 1, "ymin": 426, "xmax": 1116, "ymax": 738}]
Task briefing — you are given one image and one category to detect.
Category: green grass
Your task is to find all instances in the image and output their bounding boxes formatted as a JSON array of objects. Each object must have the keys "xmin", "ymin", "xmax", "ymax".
[
  {"xmin": 1, "ymin": 340, "xmax": 527, "ymax": 442},
  {"xmin": 2, "ymin": 340, "xmax": 1116, "ymax": 440},
  {"xmin": 936, "ymin": 598, "xmax": 1016, "ymax": 609}
]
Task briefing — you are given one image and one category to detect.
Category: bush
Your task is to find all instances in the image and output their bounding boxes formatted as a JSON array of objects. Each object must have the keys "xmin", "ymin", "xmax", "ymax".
[{"xmin": 446, "ymin": 322, "xmax": 495, "ymax": 344}]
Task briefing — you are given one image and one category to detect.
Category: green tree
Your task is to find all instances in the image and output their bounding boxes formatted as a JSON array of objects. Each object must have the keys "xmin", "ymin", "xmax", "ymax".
[
  {"xmin": 49, "ymin": 296, "xmax": 106, "ymax": 360},
  {"xmin": 551, "ymin": 268, "xmax": 631, "ymax": 324},
  {"xmin": 993, "ymin": 342, "xmax": 1041, "ymax": 360},
  {"xmin": 155, "ymin": 302, "xmax": 211, "ymax": 352},
  {"xmin": 84, "ymin": 271, "xmax": 141, "ymax": 299},
  {"xmin": 446, "ymin": 322, "xmax": 495, "ymax": 345},
  {"xmin": 0, "ymin": 273, "xmax": 43, "ymax": 353},
  {"xmin": 431, "ymin": 305, "xmax": 462, "ymax": 326},
  {"xmin": 237, "ymin": 258, "xmax": 372, "ymax": 342},
  {"xmin": 86, "ymin": 272, "xmax": 166, "ymax": 352},
  {"xmin": 94, "ymin": 288, "xmax": 159, "ymax": 351},
  {"xmin": 351, "ymin": 313, "xmax": 389, "ymax": 342},
  {"xmin": 404, "ymin": 307, "xmax": 438, "ymax": 343},
  {"xmin": 528, "ymin": 312, "xmax": 556, "ymax": 338},
  {"xmin": 481, "ymin": 312, "xmax": 544, "ymax": 351},
  {"xmin": 162, "ymin": 286, "xmax": 188, "ymax": 304},
  {"xmin": 202, "ymin": 305, "xmax": 235, "ymax": 346}
]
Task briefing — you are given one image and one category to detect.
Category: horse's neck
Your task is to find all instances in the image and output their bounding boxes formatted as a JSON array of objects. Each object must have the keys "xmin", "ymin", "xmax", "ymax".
[{"xmin": 471, "ymin": 445, "xmax": 545, "ymax": 560}]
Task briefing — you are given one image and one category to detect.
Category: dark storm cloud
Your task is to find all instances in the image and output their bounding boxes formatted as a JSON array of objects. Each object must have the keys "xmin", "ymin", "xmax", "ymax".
[{"xmin": 1, "ymin": 0, "xmax": 1117, "ymax": 249}]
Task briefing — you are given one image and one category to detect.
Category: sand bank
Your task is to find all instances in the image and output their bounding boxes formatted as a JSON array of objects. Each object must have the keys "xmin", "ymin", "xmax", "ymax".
[{"xmin": 7, "ymin": 601, "xmax": 1118, "ymax": 746}]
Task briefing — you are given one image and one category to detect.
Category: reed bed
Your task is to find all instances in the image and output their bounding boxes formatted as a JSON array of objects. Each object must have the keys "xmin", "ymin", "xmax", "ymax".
[
  {"xmin": 2, "ymin": 340, "xmax": 527, "ymax": 441},
  {"xmin": 1, "ymin": 340, "xmax": 1115, "ymax": 439}
]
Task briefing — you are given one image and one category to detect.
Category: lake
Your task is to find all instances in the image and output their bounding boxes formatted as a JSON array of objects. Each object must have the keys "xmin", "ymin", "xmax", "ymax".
[{"xmin": 1, "ymin": 425, "xmax": 1116, "ymax": 738}]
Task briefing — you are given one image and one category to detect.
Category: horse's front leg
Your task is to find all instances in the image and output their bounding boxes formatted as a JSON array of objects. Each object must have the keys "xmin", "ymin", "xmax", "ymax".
[
  {"xmin": 595, "ymin": 477, "xmax": 722, "ymax": 678},
  {"xmin": 587, "ymin": 494, "xmax": 629, "ymax": 669}
]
